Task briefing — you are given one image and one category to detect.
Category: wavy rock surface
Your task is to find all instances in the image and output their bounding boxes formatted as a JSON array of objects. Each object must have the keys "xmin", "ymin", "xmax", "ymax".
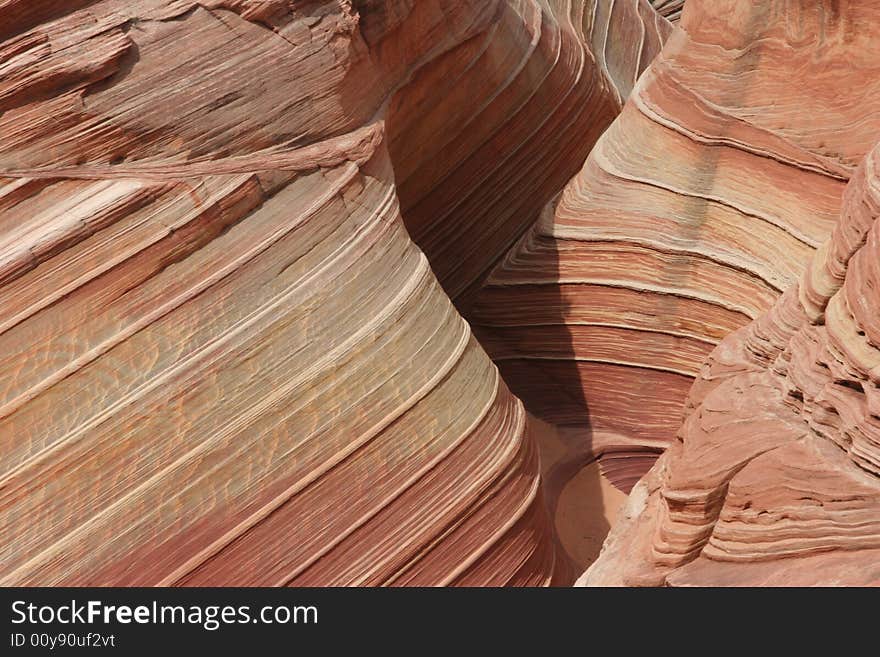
[
  {"xmin": 386, "ymin": 0, "xmax": 670, "ymax": 307},
  {"xmin": 0, "ymin": 0, "xmax": 668, "ymax": 585},
  {"xmin": 580, "ymin": 2, "xmax": 880, "ymax": 587},
  {"xmin": 585, "ymin": 141, "xmax": 880, "ymax": 587},
  {"xmin": 472, "ymin": 0, "xmax": 880, "ymax": 499},
  {"xmin": 650, "ymin": 1, "xmax": 683, "ymax": 23}
]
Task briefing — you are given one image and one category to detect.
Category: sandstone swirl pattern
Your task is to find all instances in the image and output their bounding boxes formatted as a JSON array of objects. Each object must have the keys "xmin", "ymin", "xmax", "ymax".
[
  {"xmin": 0, "ymin": 1, "xmax": 667, "ymax": 585},
  {"xmin": 585, "ymin": 142, "xmax": 880, "ymax": 588},
  {"xmin": 650, "ymin": 1, "xmax": 682, "ymax": 23},
  {"xmin": 579, "ymin": 1, "xmax": 880, "ymax": 586},
  {"xmin": 385, "ymin": 0, "xmax": 670, "ymax": 308},
  {"xmin": 472, "ymin": 0, "xmax": 880, "ymax": 494}
]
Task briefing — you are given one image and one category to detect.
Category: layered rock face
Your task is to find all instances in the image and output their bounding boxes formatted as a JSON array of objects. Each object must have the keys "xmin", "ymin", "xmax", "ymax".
[
  {"xmin": 0, "ymin": 0, "xmax": 668, "ymax": 585},
  {"xmin": 650, "ymin": 1, "xmax": 683, "ymax": 22},
  {"xmin": 472, "ymin": 0, "xmax": 880, "ymax": 498},
  {"xmin": 384, "ymin": 0, "xmax": 670, "ymax": 306},
  {"xmin": 580, "ymin": 1, "xmax": 880, "ymax": 586},
  {"xmin": 585, "ymin": 141, "xmax": 880, "ymax": 587},
  {"xmin": 9, "ymin": 0, "xmax": 875, "ymax": 589}
]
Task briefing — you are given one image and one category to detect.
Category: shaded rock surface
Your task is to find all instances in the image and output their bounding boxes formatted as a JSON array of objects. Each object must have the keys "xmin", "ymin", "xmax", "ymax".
[{"xmin": 651, "ymin": 1, "xmax": 683, "ymax": 23}]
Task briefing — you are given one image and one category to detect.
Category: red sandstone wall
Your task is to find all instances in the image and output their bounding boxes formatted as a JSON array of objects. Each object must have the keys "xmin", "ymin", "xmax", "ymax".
[
  {"xmin": 0, "ymin": 0, "xmax": 667, "ymax": 586},
  {"xmin": 472, "ymin": 0, "xmax": 880, "ymax": 495},
  {"xmin": 581, "ymin": 1, "xmax": 880, "ymax": 586}
]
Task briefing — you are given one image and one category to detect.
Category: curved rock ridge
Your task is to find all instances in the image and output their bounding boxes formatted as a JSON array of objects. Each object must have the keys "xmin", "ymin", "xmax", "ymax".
[
  {"xmin": 651, "ymin": 1, "xmax": 683, "ymax": 23},
  {"xmin": 471, "ymin": 0, "xmax": 880, "ymax": 495},
  {"xmin": 0, "ymin": 1, "xmax": 670, "ymax": 585},
  {"xmin": 0, "ymin": 157, "xmax": 564, "ymax": 585},
  {"xmin": 385, "ymin": 0, "xmax": 670, "ymax": 307},
  {"xmin": 583, "ymin": 141, "xmax": 880, "ymax": 587},
  {"xmin": 0, "ymin": 150, "xmax": 556, "ymax": 587}
]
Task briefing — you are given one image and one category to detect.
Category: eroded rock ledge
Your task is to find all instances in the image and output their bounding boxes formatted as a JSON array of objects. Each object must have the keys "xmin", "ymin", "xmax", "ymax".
[{"xmin": 583, "ymin": 141, "xmax": 880, "ymax": 587}]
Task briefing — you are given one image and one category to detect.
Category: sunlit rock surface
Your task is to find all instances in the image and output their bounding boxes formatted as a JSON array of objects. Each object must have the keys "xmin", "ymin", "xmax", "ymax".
[
  {"xmin": 580, "ymin": 1, "xmax": 880, "ymax": 587},
  {"xmin": 0, "ymin": 0, "xmax": 667, "ymax": 585},
  {"xmin": 473, "ymin": 0, "xmax": 880, "ymax": 501}
]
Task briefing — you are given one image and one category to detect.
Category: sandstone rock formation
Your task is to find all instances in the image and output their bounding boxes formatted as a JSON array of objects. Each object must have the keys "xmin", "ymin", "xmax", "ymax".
[
  {"xmin": 6, "ymin": 0, "xmax": 876, "ymax": 589},
  {"xmin": 584, "ymin": 141, "xmax": 880, "ymax": 587},
  {"xmin": 578, "ymin": 0, "xmax": 880, "ymax": 586},
  {"xmin": 472, "ymin": 0, "xmax": 880, "ymax": 507},
  {"xmin": 0, "ymin": 0, "xmax": 669, "ymax": 585}
]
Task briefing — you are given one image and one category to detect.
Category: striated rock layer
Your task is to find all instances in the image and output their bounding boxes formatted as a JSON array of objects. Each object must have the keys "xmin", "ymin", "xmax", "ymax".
[
  {"xmin": 0, "ymin": 0, "xmax": 668, "ymax": 585},
  {"xmin": 584, "ymin": 141, "xmax": 880, "ymax": 587},
  {"xmin": 650, "ymin": 0, "xmax": 683, "ymax": 23},
  {"xmin": 472, "ymin": 0, "xmax": 880, "ymax": 497},
  {"xmin": 385, "ymin": 0, "xmax": 670, "ymax": 307},
  {"xmin": 582, "ymin": 2, "xmax": 880, "ymax": 586}
]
